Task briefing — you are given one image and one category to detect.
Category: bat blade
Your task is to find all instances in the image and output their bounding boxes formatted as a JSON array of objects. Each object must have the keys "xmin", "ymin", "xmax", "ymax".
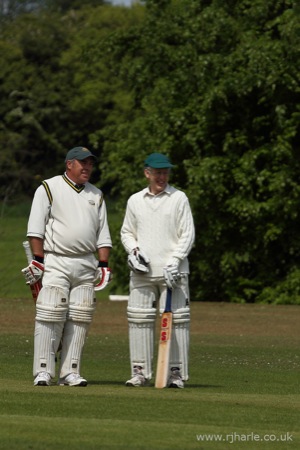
[
  {"xmin": 23, "ymin": 240, "xmax": 42, "ymax": 303},
  {"xmin": 155, "ymin": 288, "xmax": 173, "ymax": 389}
]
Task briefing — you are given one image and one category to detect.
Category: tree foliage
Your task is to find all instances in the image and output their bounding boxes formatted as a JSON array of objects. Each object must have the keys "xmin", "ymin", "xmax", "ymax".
[
  {"xmin": 0, "ymin": 3, "xmax": 141, "ymax": 200},
  {"xmin": 1, "ymin": 0, "xmax": 300, "ymax": 303},
  {"xmin": 96, "ymin": 0, "xmax": 300, "ymax": 303}
]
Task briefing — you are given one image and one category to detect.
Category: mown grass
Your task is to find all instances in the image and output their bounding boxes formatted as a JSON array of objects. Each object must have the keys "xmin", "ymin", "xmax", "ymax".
[
  {"xmin": 1, "ymin": 203, "xmax": 299, "ymax": 449},
  {"xmin": 0, "ymin": 298, "xmax": 299, "ymax": 450},
  {"xmin": 0, "ymin": 214, "xmax": 29, "ymax": 298}
]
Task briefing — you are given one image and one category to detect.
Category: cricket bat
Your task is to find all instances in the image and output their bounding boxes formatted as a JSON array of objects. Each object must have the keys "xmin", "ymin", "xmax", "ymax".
[
  {"xmin": 23, "ymin": 240, "xmax": 42, "ymax": 302},
  {"xmin": 155, "ymin": 287, "xmax": 173, "ymax": 388}
]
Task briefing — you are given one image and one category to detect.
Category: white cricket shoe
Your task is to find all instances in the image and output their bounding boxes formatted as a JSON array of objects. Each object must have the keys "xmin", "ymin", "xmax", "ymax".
[
  {"xmin": 167, "ymin": 367, "xmax": 184, "ymax": 389},
  {"xmin": 58, "ymin": 373, "xmax": 87, "ymax": 386},
  {"xmin": 34, "ymin": 371, "xmax": 52, "ymax": 386},
  {"xmin": 125, "ymin": 366, "xmax": 146, "ymax": 387}
]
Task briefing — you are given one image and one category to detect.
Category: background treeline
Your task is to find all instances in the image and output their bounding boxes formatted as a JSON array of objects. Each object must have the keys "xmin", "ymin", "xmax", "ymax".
[{"xmin": 1, "ymin": 0, "xmax": 300, "ymax": 304}]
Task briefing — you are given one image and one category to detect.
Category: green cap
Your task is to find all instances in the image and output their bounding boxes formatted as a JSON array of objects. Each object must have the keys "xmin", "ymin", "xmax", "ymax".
[
  {"xmin": 65, "ymin": 146, "xmax": 97, "ymax": 162},
  {"xmin": 144, "ymin": 153, "xmax": 173, "ymax": 169}
]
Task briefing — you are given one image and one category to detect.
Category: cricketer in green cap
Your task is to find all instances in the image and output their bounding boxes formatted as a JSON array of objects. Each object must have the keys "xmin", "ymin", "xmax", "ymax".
[
  {"xmin": 144, "ymin": 153, "xmax": 174, "ymax": 169},
  {"xmin": 65, "ymin": 146, "xmax": 97, "ymax": 162}
]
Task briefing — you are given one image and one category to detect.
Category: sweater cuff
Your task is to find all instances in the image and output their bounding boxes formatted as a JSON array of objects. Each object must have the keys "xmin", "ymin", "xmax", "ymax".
[{"xmin": 167, "ymin": 257, "xmax": 181, "ymax": 267}]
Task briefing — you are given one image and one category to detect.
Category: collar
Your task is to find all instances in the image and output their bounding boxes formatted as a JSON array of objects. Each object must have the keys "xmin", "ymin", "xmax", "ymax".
[
  {"xmin": 63, "ymin": 173, "xmax": 85, "ymax": 193},
  {"xmin": 143, "ymin": 184, "xmax": 172, "ymax": 197}
]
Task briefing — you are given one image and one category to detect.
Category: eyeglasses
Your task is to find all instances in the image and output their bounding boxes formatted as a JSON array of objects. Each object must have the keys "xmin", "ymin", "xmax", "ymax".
[{"xmin": 146, "ymin": 168, "xmax": 170, "ymax": 176}]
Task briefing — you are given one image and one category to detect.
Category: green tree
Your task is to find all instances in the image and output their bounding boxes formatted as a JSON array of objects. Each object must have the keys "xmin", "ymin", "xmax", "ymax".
[
  {"xmin": 0, "ymin": 10, "xmax": 75, "ymax": 201},
  {"xmin": 96, "ymin": 0, "xmax": 300, "ymax": 303},
  {"xmin": 0, "ymin": 3, "xmax": 141, "ymax": 204}
]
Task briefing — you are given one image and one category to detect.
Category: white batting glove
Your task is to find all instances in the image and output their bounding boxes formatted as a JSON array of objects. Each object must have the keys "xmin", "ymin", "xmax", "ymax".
[
  {"xmin": 94, "ymin": 262, "xmax": 112, "ymax": 291},
  {"xmin": 163, "ymin": 265, "xmax": 181, "ymax": 290},
  {"xmin": 127, "ymin": 248, "xmax": 150, "ymax": 274},
  {"xmin": 21, "ymin": 260, "xmax": 44, "ymax": 285}
]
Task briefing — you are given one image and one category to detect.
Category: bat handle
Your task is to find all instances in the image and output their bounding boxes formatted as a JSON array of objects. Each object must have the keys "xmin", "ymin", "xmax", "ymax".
[
  {"xmin": 23, "ymin": 240, "xmax": 33, "ymax": 264},
  {"xmin": 22, "ymin": 240, "xmax": 42, "ymax": 302},
  {"xmin": 165, "ymin": 288, "xmax": 172, "ymax": 312}
]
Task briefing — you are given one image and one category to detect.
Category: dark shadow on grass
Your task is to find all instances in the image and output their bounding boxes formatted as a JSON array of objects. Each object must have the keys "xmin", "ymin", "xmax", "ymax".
[
  {"xmin": 88, "ymin": 380, "xmax": 128, "ymax": 386},
  {"xmin": 185, "ymin": 384, "xmax": 224, "ymax": 388},
  {"xmin": 88, "ymin": 380, "xmax": 223, "ymax": 388}
]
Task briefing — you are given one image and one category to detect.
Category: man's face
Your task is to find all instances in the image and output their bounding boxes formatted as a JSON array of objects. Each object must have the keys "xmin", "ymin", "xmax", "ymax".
[
  {"xmin": 144, "ymin": 167, "xmax": 170, "ymax": 195},
  {"xmin": 66, "ymin": 157, "xmax": 95, "ymax": 184}
]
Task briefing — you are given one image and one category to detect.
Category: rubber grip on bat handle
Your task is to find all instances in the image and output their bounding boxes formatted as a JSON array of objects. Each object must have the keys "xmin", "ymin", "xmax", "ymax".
[{"xmin": 23, "ymin": 241, "xmax": 33, "ymax": 264}]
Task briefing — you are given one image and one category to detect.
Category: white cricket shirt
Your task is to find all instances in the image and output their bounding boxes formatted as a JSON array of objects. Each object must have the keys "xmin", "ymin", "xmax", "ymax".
[
  {"xmin": 27, "ymin": 175, "xmax": 112, "ymax": 256},
  {"xmin": 121, "ymin": 184, "xmax": 195, "ymax": 277}
]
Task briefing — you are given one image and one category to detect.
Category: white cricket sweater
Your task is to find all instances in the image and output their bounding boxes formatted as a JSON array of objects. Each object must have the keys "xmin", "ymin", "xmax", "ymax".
[
  {"xmin": 121, "ymin": 184, "xmax": 195, "ymax": 277},
  {"xmin": 27, "ymin": 175, "xmax": 112, "ymax": 256}
]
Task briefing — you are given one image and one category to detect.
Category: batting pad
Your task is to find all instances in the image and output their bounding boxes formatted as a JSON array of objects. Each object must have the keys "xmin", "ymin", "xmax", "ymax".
[
  {"xmin": 36, "ymin": 286, "xmax": 69, "ymax": 322},
  {"xmin": 170, "ymin": 307, "xmax": 190, "ymax": 381},
  {"xmin": 33, "ymin": 320, "xmax": 64, "ymax": 378},
  {"xmin": 58, "ymin": 320, "xmax": 89, "ymax": 379},
  {"xmin": 68, "ymin": 285, "xmax": 96, "ymax": 323},
  {"xmin": 127, "ymin": 289, "xmax": 156, "ymax": 380}
]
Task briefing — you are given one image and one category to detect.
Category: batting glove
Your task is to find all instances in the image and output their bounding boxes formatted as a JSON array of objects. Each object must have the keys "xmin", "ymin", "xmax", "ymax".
[
  {"xmin": 94, "ymin": 261, "xmax": 112, "ymax": 291},
  {"xmin": 21, "ymin": 260, "xmax": 44, "ymax": 285},
  {"xmin": 163, "ymin": 265, "xmax": 181, "ymax": 290},
  {"xmin": 127, "ymin": 248, "xmax": 150, "ymax": 274}
]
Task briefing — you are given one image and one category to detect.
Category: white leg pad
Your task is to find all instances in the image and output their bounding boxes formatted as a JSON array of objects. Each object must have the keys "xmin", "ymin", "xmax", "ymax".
[
  {"xmin": 58, "ymin": 285, "xmax": 95, "ymax": 378},
  {"xmin": 36, "ymin": 285, "xmax": 69, "ymax": 322},
  {"xmin": 33, "ymin": 320, "xmax": 64, "ymax": 377},
  {"xmin": 59, "ymin": 320, "xmax": 89, "ymax": 378},
  {"xmin": 68, "ymin": 285, "xmax": 96, "ymax": 323},
  {"xmin": 127, "ymin": 289, "xmax": 156, "ymax": 380},
  {"xmin": 33, "ymin": 286, "xmax": 68, "ymax": 377},
  {"xmin": 169, "ymin": 307, "xmax": 190, "ymax": 380},
  {"xmin": 160, "ymin": 282, "xmax": 190, "ymax": 381}
]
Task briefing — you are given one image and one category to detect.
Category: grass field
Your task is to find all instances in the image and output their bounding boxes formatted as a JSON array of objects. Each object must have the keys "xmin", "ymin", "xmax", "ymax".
[
  {"xmin": 0, "ymin": 203, "xmax": 299, "ymax": 448},
  {"xmin": 1, "ymin": 297, "xmax": 299, "ymax": 449}
]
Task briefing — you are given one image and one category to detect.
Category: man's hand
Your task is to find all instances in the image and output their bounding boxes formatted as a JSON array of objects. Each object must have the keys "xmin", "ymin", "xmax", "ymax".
[
  {"xmin": 163, "ymin": 265, "xmax": 181, "ymax": 290},
  {"xmin": 127, "ymin": 248, "xmax": 150, "ymax": 274},
  {"xmin": 94, "ymin": 262, "xmax": 112, "ymax": 291},
  {"xmin": 21, "ymin": 260, "xmax": 44, "ymax": 285}
]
